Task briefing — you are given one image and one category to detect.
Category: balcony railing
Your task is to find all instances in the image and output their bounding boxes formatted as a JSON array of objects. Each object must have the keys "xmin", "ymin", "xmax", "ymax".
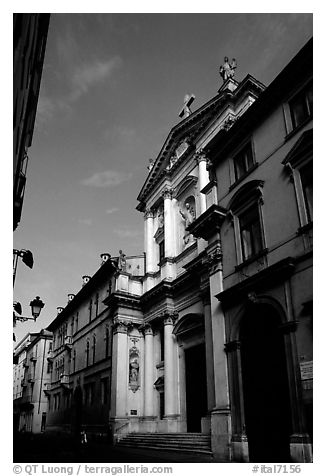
[
  {"xmin": 64, "ymin": 336, "xmax": 73, "ymax": 350},
  {"xmin": 60, "ymin": 374, "xmax": 70, "ymax": 386}
]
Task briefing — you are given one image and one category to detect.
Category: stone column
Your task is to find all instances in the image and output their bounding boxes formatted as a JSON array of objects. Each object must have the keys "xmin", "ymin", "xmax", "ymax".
[
  {"xmin": 225, "ymin": 340, "xmax": 249, "ymax": 462},
  {"xmin": 206, "ymin": 242, "xmax": 232, "ymax": 461},
  {"xmin": 195, "ymin": 150, "xmax": 210, "ymax": 215},
  {"xmin": 110, "ymin": 319, "xmax": 129, "ymax": 438},
  {"xmin": 143, "ymin": 324, "xmax": 154, "ymax": 417},
  {"xmin": 144, "ymin": 209, "xmax": 155, "ymax": 273},
  {"xmin": 202, "ymin": 294, "xmax": 215, "ymax": 412},
  {"xmin": 164, "ymin": 313, "xmax": 177, "ymax": 423},
  {"xmin": 162, "ymin": 188, "xmax": 174, "ymax": 258}
]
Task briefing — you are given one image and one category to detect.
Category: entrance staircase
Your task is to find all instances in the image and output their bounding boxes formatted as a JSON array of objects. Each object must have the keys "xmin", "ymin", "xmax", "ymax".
[{"xmin": 115, "ymin": 433, "xmax": 212, "ymax": 456}]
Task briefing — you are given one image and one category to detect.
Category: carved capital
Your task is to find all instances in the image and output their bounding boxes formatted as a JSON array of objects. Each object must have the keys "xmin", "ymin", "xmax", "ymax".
[
  {"xmin": 194, "ymin": 148, "xmax": 208, "ymax": 164},
  {"xmin": 205, "ymin": 243, "xmax": 223, "ymax": 273},
  {"xmin": 221, "ymin": 114, "xmax": 237, "ymax": 131},
  {"xmin": 112, "ymin": 318, "xmax": 128, "ymax": 334},
  {"xmin": 140, "ymin": 323, "xmax": 153, "ymax": 336},
  {"xmin": 144, "ymin": 208, "xmax": 154, "ymax": 219},
  {"xmin": 161, "ymin": 187, "xmax": 174, "ymax": 200},
  {"xmin": 163, "ymin": 311, "xmax": 178, "ymax": 326}
]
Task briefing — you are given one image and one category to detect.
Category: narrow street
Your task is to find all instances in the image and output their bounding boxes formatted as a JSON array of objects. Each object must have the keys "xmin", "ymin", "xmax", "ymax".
[{"xmin": 13, "ymin": 433, "xmax": 214, "ymax": 463}]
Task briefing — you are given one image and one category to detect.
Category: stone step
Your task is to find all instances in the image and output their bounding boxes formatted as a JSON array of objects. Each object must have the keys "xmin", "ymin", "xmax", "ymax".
[
  {"xmin": 119, "ymin": 440, "xmax": 210, "ymax": 449},
  {"xmin": 117, "ymin": 442, "xmax": 212, "ymax": 455},
  {"xmin": 116, "ymin": 433, "xmax": 212, "ymax": 456},
  {"xmin": 122, "ymin": 433, "xmax": 210, "ymax": 440}
]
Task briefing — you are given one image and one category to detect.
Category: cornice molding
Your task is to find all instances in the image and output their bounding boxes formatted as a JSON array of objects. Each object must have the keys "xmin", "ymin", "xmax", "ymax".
[
  {"xmin": 217, "ymin": 257, "xmax": 296, "ymax": 305},
  {"xmin": 187, "ymin": 204, "xmax": 227, "ymax": 241}
]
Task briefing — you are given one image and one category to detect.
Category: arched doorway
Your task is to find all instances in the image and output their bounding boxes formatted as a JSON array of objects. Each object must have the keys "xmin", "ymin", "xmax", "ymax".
[{"xmin": 240, "ymin": 303, "xmax": 291, "ymax": 462}]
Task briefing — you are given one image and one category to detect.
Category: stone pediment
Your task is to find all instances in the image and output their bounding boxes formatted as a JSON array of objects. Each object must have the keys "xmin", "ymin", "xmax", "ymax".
[{"xmin": 137, "ymin": 75, "xmax": 265, "ymax": 206}]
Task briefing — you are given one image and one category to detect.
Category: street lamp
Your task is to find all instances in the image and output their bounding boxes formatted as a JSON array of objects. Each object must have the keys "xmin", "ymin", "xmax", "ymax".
[
  {"xmin": 13, "ymin": 296, "xmax": 45, "ymax": 323},
  {"xmin": 30, "ymin": 296, "xmax": 45, "ymax": 319}
]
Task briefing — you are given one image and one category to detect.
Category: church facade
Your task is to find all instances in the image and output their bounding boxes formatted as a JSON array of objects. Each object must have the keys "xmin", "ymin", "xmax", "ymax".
[
  {"xmin": 42, "ymin": 39, "xmax": 312, "ymax": 462},
  {"xmin": 108, "ymin": 39, "xmax": 312, "ymax": 462}
]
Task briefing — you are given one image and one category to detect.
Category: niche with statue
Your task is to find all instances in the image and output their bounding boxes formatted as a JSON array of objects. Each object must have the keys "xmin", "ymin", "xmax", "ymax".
[
  {"xmin": 179, "ymin": 195, "xmax": 196, "ymax": 247},
  {"xmin": 129, "ymin": 346, "xmax": 140, "ymax": 393}
]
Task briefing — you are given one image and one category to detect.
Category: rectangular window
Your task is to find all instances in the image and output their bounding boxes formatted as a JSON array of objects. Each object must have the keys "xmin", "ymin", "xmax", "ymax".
[
  {"xmin": 101, "ymin": 378, "xmax": 109, "ymax": 405},
  {"xmin": 85, "ymin": 383, "xmax": 94, "ymax": 406},
  {"xmin": 300, "ymin": 162, "xmax": 313, "ymax": 223},
  {"xmin": 159, "ymin": 240, "xmax": 165, "ymax": 262},
  {"xmin": 239, "ymin": 204, "xmax": 263, "ymax": 261},
  {"xmin": 234, "ymin": 143, "xmax": 254, "ymax": 181},
  {"xmin": 289, "ymin": 83, "xmax": 313, "ymax": 129}
]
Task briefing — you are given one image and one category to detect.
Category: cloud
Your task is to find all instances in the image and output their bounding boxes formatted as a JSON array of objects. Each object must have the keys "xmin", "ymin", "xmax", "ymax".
[
  {"xmin": 114, "ymin": 228, "xmax": 142, "ymax": 239},
  {"xmin": 78, "ymin": 218, "xmax": 92, "ymax": 226},
  {"xmin": 37, "ymin": 26, "xmax": 123, "ymax": 125},
  {"xmin": 36, "ymin": 95, "xmax": 56, "ymax": 123},
  {"xmin": 81, "ymin": 170, "xmax": 132, "ymax": 188},
  {"xmin": 70, "ymin": 56, "xmax": 123, "ymax": 101},
  {"xmin": 35, "ymin": 92, "xmax": 73, "ymax": 129},
  {"xmin": 104, "ymin": 125, "xmax": 136, "ymax": 143},
  {"xmin": 106, "ymin": 207, "xmax": 119, "ymax": 215}
]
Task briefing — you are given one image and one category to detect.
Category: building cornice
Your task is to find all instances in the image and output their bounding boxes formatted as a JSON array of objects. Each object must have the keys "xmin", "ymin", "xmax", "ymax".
[
  {"xmin": 187, "ymin": 204, "xmax": 227, "ymax": 241},
  {"xmin": 216, "ymin": 257, "xmax": 296, "ymax": 305},
  {"xmin": 47, "ymin": 258, "xmax": 117, "ymax": 331}
]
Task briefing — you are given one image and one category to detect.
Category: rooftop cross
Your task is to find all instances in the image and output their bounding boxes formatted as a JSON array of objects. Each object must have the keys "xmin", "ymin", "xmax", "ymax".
[{"xmin": 179, "ymin": 94, "xmax": 195, "ymax": 119}]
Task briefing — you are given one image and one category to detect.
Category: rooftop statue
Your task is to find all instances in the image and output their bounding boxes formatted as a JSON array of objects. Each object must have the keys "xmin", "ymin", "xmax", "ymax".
[
  {"xmin": 118, "ymin": 249, "xmax": 127, "ymax": 271},
  {"xmin": 219, "ymin": 57, "xmax": 237, "ymax": 82},
  {"xmin": 147, "ymin": 158, "xmax": 154, "ymax": 171}
]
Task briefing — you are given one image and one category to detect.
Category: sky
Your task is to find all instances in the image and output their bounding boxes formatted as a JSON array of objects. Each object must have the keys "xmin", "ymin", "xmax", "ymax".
[{"xmin": 12, "ymin": 13, "xmax": 313, "ymax": 344}]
